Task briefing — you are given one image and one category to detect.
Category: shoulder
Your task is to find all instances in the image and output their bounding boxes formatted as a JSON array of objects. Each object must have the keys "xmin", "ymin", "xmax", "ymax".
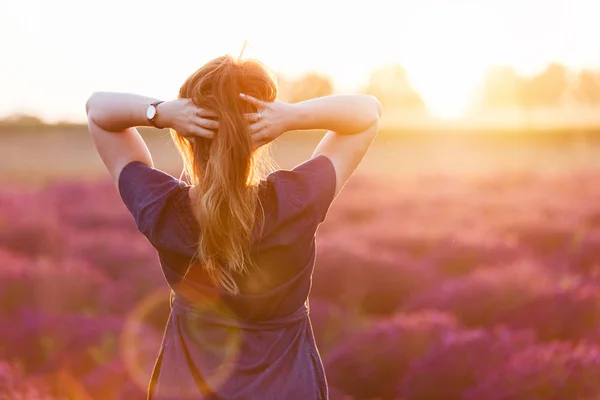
[
  {"xmin": 268, "ymin": 155, "xmax": 335, "ymax": 189},
  {"xmin": 118, "ymin": 161, "xmax": 188, "ymax": 241},
  {"xmin": 118, "ymin": 161, "xmax": 186, "ymax": 198},
  {"xmin": 265, "ymin": 155, "xmax": 336, "ymax": 224}
]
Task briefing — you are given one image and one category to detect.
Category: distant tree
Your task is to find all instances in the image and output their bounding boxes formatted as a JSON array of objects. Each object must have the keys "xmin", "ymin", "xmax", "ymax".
[
  {"xmin": 363, "ymin": 65, "xmax": 425, "ymax": 111},
  {"xmin": 572, "ymin": 70, "xmax": 600, "ymax": 105},
  {"xmin": 477, "ymin": 63, "xmax": 571, "ymax": 112},
  {"xmin": 521, "ymin": 63, "xmax": 570, "ymax": 108},
  {"xmin": 286, "ymin": 73, "xmax": 334, "ymax": 103},
  {"xmin": 273, "ymin": 73, "xmax": 292, "ymax": 102},
  {"xmin": 0, "ymin": 114, "xmax": 44, "ymax": 127},
  {"xmin": 476, "ymin": 66, "xmax": 522, "ymax": 110}
]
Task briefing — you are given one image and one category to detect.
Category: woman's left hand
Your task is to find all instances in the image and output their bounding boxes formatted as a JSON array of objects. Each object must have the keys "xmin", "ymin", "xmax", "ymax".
[
  {"xmin": 156, "ymin": 99, "xmax": 218, "ymax": 138},
  {"xmin": 239, "ymin": 93, "xmax": 295, "ymax": 147}
]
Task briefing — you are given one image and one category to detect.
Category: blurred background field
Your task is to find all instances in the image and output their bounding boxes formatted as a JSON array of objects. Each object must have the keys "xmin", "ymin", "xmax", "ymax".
[
  {"xmin": 3, "ymin": 64, "xmax": 600, "ymax": 399},
  {"xmin": 3, "ymin": 123, "xmax": 600, "ymax": 399},
  {"xmin": 3, "ymin": 123, "xmax": 600, "ymax": 182},
  {"xmin": 3, "ymin": 0, "xmax": 600, "ymax": 398}
]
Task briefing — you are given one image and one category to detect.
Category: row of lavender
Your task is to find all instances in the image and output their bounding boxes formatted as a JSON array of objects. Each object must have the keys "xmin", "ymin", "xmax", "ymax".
[{"xmin": 2, "ymin": 170, "xmax": 600, "ymax": 399}]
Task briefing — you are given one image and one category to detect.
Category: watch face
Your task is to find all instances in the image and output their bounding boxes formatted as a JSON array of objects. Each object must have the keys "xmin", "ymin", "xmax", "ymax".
[{"xmin": 146, "ymin": 105, "xmax": 156, "ymax": 120}]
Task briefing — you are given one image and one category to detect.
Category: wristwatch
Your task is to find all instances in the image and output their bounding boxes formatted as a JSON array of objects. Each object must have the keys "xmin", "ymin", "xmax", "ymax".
[{"xmin": 146, "ymin": 100, "xmax": 164, "ymax": 129}]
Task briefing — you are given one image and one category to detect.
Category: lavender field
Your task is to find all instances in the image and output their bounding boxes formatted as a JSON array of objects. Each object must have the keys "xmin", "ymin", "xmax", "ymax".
[{"xmin": 3, "ymin": 130, "xmax": 600, "ymax": 399}]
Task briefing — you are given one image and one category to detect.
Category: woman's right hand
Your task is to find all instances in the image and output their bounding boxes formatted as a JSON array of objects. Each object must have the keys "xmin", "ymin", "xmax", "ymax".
[
  {"xmin": 158, "ymin": 98, "xmax": 218, "ymax": 139},
  {"xmin": 239, "ymin": 93, "xmax": 297, "ymax": 147}
]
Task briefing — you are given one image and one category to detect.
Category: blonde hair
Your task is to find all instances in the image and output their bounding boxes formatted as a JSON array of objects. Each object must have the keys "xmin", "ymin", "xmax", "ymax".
[{"xmin": 171, "ymin": 55, "xmax": 277, "ymax": 294}]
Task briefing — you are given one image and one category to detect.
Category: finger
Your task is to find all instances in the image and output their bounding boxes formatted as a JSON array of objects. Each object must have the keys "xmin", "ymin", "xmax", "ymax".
[
  {"xmin": 183, "ymin": 127, "xmax": 214, "ymax": 139},
  {"xmin": 251, "ymin": 129, "xmax": 271, "ymax": 143},
  {"xmin": 252, "ymin": 139, "xmax": 266, "ymax": 150},
  {"xmin": 252, "ymin": 132, "xmax": 271, "ymax": 149},
  {"xmin": 195, "ymin": 108, "xmax": 218, "ymax": 118},
  {"xmin": 244, "ymin": 113, "xmax": 261, "ymax": 122},
  {"xmin": 193, "ymin": 116, "xmax": 219, "ymax": 130},
  {"xmin": 251, "ymin": 131, "xmax": 265, "ymax": 146},
  {"xmin": 195, "ymin": 127, "xmax": 215, "ymax": 139},
  {"xmin": 239, "ymin": 93, "xmax": 266, "ymax": 108},
  {"xmin": 248, "ymin": 121, "xmax": 265, "ymax": 135}
]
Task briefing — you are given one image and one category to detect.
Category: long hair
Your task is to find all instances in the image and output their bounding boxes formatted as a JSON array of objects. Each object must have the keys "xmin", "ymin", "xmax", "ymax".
[{"xmin": 171, "ymin": 55, "xmax": 278, "ymax": 294}]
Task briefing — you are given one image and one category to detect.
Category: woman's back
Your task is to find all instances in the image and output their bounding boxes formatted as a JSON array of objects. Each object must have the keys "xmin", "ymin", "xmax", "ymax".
[{"xmin": 119, "ymin": 155, "xmax": 336, "ymax": 399}]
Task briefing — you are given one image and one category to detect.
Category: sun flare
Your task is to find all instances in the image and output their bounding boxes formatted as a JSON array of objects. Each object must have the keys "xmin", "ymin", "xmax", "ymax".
[{"xmin": 397, "ymin": 4, "xmax": 506, "ymax": 118}]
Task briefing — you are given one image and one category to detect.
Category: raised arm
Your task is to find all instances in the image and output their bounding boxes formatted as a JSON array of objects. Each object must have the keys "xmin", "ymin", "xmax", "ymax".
[
  {"xmin": 290, "ymin": 94, "xmax": 382, "ymax": 135},
  {"xmin": 85, "ymin": 92, "xmax": 218, "ymax": 187},
  {"xmin": 241, "ymin": 94, "xmax": 382, "ymax": 198},
  {"xmin": 292, "ymin": 95, "xmax": 382, "ymax": 195}
]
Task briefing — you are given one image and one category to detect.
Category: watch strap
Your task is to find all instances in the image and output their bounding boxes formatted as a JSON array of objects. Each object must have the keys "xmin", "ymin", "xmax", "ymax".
[{"xmin": 149, "ymin": 100, "xmax": 164, "ymax": 129}]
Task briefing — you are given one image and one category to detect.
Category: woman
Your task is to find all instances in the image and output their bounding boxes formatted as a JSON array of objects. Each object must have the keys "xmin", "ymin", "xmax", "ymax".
[{"xmin": 86, "ymin": 55, "xmax": 381, "ymax": 400}]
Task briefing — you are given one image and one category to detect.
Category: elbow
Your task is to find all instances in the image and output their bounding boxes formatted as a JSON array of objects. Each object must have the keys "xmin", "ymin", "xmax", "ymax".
[
  {"xmin": 85, "ymin": 92, "xmax": 96, "ymax": 117},
  {"xmin": 370, "ymin": 95, "xmax": 383, "ymax": 119},
  {"xmin": 366, "ymin": 95, "xmax": 383, "ymax": 126},
  {"xmin": 85, "ymin": 92, "xmax": 103, "ymax": 123}
]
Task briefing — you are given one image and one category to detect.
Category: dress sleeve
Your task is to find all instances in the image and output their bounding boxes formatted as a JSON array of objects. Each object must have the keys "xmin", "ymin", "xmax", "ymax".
[
  {"xmin": 118, "ymin": 161, "xmax": 186, "ymax": 243},
  {"xmin": 268, "ymin": 155, "xmax": 337, "ymax": 225}
]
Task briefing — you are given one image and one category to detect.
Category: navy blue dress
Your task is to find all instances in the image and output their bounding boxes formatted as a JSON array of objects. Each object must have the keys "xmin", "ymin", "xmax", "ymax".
[{"xmin": 118, "ymin": 155, "xmax": 337, "ymax": 400}]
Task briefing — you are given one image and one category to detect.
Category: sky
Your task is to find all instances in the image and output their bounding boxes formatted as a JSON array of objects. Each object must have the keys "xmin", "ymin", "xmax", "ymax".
[{"xmin": 0, "ymin": 0, "xmax": 598, "ymax": 122}]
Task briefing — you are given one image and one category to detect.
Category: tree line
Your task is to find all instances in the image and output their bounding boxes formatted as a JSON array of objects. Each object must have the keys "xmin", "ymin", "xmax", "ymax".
[
  {"xmin": 276, "ymin": 63, "xmax": 600, "ymax": 114},
  {"xmin": 474, "ymin": 64, "xmax": 600, "ymax": 111},
  {"xmin": 2, "ymin": 63, "xmax": 599, "ymax": 126}
]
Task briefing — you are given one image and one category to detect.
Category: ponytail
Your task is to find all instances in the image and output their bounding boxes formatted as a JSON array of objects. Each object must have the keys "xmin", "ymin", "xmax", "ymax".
[{"xmin": 171, "ymin": 56, "xmax": 277, "ymax": 294}]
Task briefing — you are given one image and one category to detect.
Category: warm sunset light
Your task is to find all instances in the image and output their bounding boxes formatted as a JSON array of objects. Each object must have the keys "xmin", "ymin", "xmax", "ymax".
[
  {"xmin": 0, "ymin": 0, "xmax": 599, "ymax": 122},
  {"xmin": 397, "ymin": 4, "xmax": 504, "ymax": 118},
  {"xmin": 3, "ymin": 1, "xmax": 600, "ymax": 399}
]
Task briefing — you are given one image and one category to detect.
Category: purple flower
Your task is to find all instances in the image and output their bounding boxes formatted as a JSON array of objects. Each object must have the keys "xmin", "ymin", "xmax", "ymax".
[
  {"xmin": 325, "ymin": 311, "xmax": 459, "ymax": 399},
  {"xmin": 465, "ymin": 341, "xmax": 600, "ymax": 400}
]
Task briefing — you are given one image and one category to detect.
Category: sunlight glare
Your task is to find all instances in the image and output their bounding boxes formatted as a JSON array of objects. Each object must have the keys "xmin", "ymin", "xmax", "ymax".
[
  {"xmin": 1, "ymin": 0, "xmax": 599, "ymax": 122},
  {"xmin": 400, "ymin": 4, "xmax": 505, "ymax": 118}
]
